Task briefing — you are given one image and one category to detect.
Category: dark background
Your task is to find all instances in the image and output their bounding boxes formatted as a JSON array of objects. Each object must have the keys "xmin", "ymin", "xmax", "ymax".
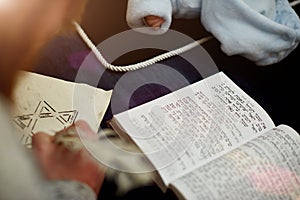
[{"xmin": 33, "ymin": 1, "xmax": 300, "ymax": 199}]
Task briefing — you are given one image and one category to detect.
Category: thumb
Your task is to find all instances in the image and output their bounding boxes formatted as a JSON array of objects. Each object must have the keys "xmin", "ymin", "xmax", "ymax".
[
  {"xmin": 32, "ymin": 132, "xmax": 55, "ymax": 151},
  {"xmin": 74, "ymin": 120, "xmax": 98, "ymax": 140}
]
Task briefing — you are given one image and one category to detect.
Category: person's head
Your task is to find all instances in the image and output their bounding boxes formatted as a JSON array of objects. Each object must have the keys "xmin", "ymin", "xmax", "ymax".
[{"xmin": 0, "ymin": 0, "xmax": 88, "ymax": 98}]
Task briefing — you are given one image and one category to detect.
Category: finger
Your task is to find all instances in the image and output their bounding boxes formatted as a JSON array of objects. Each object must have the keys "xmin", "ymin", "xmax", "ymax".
[
  {"xmin": 32, "ymin": 133, "xmax": 56, "ymax": 161},
  {"xmin": 147, "ymin": 19, "xmax": 165, "ymax": 28},
  {"xmin": 75, "ymin": 120, "xmax": 92, "ymax": 131},
  {"xmin": 74, "ymin": 120, "xmax": 98, "ymax": 139},
  {"xmin": 151, "ymin": 20, "xmax": 164, "ymax": 28},
  {"xmin": 145, "ymin": 18, "xmax": 159, "ymax": 26},
  {"xmin": 144, "ymin": 16, "xmax": 159, "ymax": 26},
  {"xmin": 146, "ymin": 15, "xmax": 161, "ymax": 21},
  {"xmin": 32, "ymin": 132, "xmax": 55, "ymax": 149}
]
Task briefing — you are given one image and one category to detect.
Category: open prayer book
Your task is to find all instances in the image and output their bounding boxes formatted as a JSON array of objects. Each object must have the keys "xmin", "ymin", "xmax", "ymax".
[
  {"xmin": 11, "ymin": 71, "xmax": 112, "ymax": 148},
  {"xmin": 108, "ymin": 71, "xmax": 300, "ymax": 199}
]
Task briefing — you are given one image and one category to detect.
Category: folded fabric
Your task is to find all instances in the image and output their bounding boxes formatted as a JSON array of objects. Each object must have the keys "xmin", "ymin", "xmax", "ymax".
[
  {"xmin": 126, "ymin": 0, "xmax": 173, "ymax": 35},
  {"xmin": 201, "ymin": 0, "xmax": 300, "ymax": 65},
  {"xmin": 126, "ymin": 0, "xmax": 300, "ymax": 65},
  {"xmin": 242, "ymin": 0, "xmax": 276, "ymax": 20}
]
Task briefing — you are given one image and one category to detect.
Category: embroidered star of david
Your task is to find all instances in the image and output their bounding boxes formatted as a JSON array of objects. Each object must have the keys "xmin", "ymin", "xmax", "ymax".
[{"xmin": 13, "ymin": 100, "xmax": 78, "ymax": 147}]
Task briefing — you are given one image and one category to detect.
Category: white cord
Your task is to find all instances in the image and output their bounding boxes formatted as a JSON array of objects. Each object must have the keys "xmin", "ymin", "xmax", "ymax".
[
  {"xmin": 290, "ymin": 0, "xmax": 300, "ymax": 7},
  {"xmin": 74, "ymin": 1, "xmax": 299, "ymax": 72},
  {"xmin": 73, "ymin": 21, "xmax": 212, "ymax": 72}
]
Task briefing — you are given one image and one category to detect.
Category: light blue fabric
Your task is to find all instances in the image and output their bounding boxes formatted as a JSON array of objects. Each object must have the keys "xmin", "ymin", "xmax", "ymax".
[
  {"xmin": 242, "ymin": 0, "xmax": 276, "ymax": 20},
  {"xmin": 171, "ymin": 0, "xmax": 201, "ymax": 19},
  {"xmin": 126, "ymin": 0, "xmax": 300, "ymax": 65},
  {"xmin": 201, "ymin": 0, "xmax": 300, "ymax": 65}
]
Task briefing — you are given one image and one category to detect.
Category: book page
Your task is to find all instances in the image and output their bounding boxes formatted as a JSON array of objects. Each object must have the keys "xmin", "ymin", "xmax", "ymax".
[
  {"xmin": 170, "ymin": 125, "xmax": 300, "ymax": 200},
  {"xmin": 11, "ymin": 71, "xmax": 112, "ymax": 148},
  {"xmin": 112, "ymin": 72, "xmax": 275, "ymax": 185}
]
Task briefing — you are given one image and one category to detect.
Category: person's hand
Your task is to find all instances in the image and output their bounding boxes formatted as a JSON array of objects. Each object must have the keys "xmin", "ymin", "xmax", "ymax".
[
  {"xmin": 32, "ymin": 120, "xmax": 106, "ymax": 195},
  {"xmin": 144, "ymin": 15, "xmax": 165, "ymax": 28}
]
